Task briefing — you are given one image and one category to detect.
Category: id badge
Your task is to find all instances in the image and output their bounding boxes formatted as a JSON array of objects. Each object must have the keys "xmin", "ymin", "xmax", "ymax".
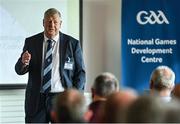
[
  {"xmin": 64, "ymin": 62, "xmax": 73, "ymax": 70},
  {"xmin": 64, "ymin": 57, "xmax": 73, "ymax": 70}
]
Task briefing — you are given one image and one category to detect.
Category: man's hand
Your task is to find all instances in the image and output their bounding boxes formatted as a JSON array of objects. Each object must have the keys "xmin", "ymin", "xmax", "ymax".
[{"xmin": 22, "ymin": 50, "xmax": 31, "ymax": 65}]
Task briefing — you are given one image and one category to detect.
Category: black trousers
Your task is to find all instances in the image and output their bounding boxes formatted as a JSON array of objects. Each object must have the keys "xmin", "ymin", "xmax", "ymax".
[{"xmin": 25, "ymin": 93, "xmax": 59, "ymax": 123}]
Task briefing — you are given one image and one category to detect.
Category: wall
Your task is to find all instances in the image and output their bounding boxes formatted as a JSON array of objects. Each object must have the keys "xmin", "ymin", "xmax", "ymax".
[
  {"xmin": 67, "ymin": 0, "xmax": 80, "ymax": 39},
  {"xmin": 0, "ymin": 90, "xmax": 25, "ymax": 123},
  {"xmin": 83, "ymin": 0, "xmax": 121, "ymax": 91}
]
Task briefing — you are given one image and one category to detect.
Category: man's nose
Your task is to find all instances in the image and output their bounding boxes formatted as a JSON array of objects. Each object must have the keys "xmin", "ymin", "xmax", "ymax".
[{"xmin": 49, "ymin": 21, "xmax": 54, "ymax": 27}]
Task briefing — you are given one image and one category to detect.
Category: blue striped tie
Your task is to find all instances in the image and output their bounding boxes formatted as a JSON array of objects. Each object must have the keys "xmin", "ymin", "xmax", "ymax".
[{"xmin": 42, "ymin": 39, "xmax": 53, "ymax": 93}]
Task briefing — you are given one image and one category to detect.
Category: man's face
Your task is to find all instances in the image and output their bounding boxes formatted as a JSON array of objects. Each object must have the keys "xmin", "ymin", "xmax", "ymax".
[{"xmin": 43, "ymin": 13, "xmax": 62, "ymax": 38}]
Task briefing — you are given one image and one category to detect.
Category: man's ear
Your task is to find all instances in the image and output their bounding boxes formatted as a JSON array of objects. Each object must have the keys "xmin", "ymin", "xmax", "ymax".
[
  {"xmin": 60, "ymin": 20, "xmax": 62, "ymax": 27},
  {"xmin": 84, "ymin": 110, "xmax": 93, "ymax": 122},
  {"xmin": 91, "ymin": 88, "xmax": 95, "ymax": 99},
  {"xmin": 170, "ymin": 84, "xmax": 175, "ymax": 92},
  {"xmin": 150, "ymin": 80, "xmax": 154, "ymax": 89}
]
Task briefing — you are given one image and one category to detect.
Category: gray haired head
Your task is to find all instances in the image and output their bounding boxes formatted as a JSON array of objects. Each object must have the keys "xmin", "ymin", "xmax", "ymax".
[
  {"xmin": 44, "ymin": 8, "xmax": 61, "ymax": 19},
  {"xmin": 150, "ymin": 65, "xmax": 175, "ymax": 90},
  {"xmin": 92, "ymin": 72, "xmax": 119, "ymax": 97}
]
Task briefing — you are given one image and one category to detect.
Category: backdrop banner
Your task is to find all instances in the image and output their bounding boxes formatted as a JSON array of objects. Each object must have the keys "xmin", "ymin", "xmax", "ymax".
[{"xmin": 121, "ymin": 0, "xmax": 180, "ymax": 93}]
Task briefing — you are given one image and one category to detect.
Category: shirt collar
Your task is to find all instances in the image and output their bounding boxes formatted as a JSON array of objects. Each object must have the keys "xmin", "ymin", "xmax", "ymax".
[
  {"xmin": 44, "ymin": 33, "xmax": 59, "ymax": 43},
  {"xmin": 161, "ymin": 96, "xmax": 171, "ymax": 102}
]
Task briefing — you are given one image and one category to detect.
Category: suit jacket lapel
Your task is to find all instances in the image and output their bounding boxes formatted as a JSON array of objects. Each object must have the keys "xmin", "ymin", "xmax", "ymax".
[
  {"xmin": 36, "ymin": 33, "xmax": 44, "ymax": 65},
  {"xmin": 59, "ymin": 32, "xmax": 67, "ymax": 77}
]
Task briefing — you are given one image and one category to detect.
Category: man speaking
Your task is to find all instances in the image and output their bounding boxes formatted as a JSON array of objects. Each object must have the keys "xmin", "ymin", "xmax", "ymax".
[{"xmin": 15, "ymin": 8, "xmax": 85, "ymax": 123}]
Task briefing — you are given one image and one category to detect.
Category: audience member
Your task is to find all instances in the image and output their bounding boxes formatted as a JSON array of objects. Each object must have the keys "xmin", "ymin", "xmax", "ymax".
[
  {"xmin": 51, "ymin": 89, "xmax": 86, "ymax": 123},
  {"xmin": 149, "ymin": 65, "xmax": 175, "ymax": 102},
  {"xmin": 163, "ymin": 100, "xmax": 180, "ymax": 123},
  {"xmin": 91, "ymin": 72, "xmax": 119, "ymax": 102},
  {"xmin": 86, "ymin": 72, "xmax": 119, "ymax": 122},
  {"xmin": 102, "ymin": 89, "xmax": 138, "ymax": 122},
  {"xmin": 126, "ymin": 95, "xmax": 165, "ymax": 123}
]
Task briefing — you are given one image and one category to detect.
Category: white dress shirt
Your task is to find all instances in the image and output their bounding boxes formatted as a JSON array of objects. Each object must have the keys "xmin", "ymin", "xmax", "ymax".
[{"xmin": 42, "ymin": 33, "xmax": 64, "ymax": 92}]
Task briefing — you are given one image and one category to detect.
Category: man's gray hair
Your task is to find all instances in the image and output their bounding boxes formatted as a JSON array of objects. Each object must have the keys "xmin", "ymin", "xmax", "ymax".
[
  {"xmin": 44, "ymin": 8, "xmax": 61, "ymax": 19},
  {"xmin": 150, "ymin": 65, "xmax": 175, "ymax": 90},
  {"xmin": 92, "ymin": 72, "xmax": 119, "ymax": 97}
]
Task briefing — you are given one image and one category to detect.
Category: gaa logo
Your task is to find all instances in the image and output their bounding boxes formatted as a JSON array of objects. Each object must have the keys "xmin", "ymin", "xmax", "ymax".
[{"xmin": 136, "ymin": 10, "xmax": 169, "ymax": 25}]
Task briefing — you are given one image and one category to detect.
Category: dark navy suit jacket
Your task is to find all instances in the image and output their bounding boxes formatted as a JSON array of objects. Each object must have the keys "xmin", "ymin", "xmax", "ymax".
[{"xmin": 15, "ymin": 32, "xmax": 85, "ymax": 117}]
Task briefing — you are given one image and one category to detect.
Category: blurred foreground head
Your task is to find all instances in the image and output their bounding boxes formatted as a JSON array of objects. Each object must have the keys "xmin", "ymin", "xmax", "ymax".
[
  {"xmin": 102, "ymin": 89, "xmax": 138, "ymax": 122},
  {"xmin": 126, "ymin": 95, "xmax": 166, "ymax": 123},
  {"xmin": 52, "ymin": 89, "xmax": 86, "ymax": 123}
]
